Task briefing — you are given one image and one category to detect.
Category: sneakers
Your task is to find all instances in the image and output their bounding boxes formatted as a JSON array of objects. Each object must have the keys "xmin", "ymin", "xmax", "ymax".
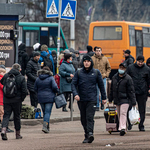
[
  {"xmin": 128, "ymin": 124, "xmax": 132, "ymax": 131},
  {"xmin": 6, "ymin": 127, "xmax": 14, "ymax": 133},
  {"xmin": 88, "ymin": 132, "xmax": 94, "ymax": 143},
  {"xmin": 42, "ymin": 122, "xmax": 49, "ymax": 133},
  {"xmin": 120, "ymin": 129, "xmax": 125, "ymax": 136},
  {"xmin": 62, "ymin": 107, "xmax": 68, "ymax": 112},
  {"xmin": 101, "ymin": 104, "xmax": 104, "ymax": 110},
  {"xmin": 1, "ymin": 127, "xmax": 7, "ymax": 140},
  {"xmin": 82, "ymin": 134, "xmax": 88, "ymax": 143},
  {"xmin": 139, "ymin": 128, "xmax": 145, "ymax": 132}
]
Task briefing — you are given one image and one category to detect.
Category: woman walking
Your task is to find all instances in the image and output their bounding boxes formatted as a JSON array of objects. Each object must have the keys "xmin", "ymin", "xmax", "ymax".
[
  {"xmin": 34, "ymin": 66, "xmax": 59, "ymax": 133},
  {"xmin": 59, "ymin": 53, "xmax": 75, "ymax": 112}
]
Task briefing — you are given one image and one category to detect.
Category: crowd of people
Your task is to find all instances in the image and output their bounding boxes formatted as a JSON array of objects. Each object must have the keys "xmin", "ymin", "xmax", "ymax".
[{"xmin": 0, "ymin": 42, "xmax": 150, "ymax": 144}]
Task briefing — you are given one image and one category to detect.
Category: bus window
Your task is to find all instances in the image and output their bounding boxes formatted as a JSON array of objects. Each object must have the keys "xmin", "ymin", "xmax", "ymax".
[
  {"xmin": 40, "ymin": 27, "xmax": 49, "ymax": 46},
  {"xmin": 143, "ymin": 27, "xmax": 150, "ymax": 47},
  {"xmin": 129, "ymin": 26, "xmax": 135, "ymax": 46},
  {"xmin": 93, "ymin": 26, "xmax": 122, "ymax": 40},
  {"xmin": 18, "ymin": 26, "xmax": 23, "ymax": 44},
  {"xmin": 24, "ymin": 31, "xmax": 38, "ymax": 47}
]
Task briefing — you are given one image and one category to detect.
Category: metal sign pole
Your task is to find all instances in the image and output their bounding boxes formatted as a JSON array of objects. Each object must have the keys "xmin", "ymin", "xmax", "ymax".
[
  {"xmin": 70, "ymin": 93, "xmax": 73, "ymax": 121},
  {"xmin": 57, "ymin": 0, "xmax": 61, "ymax": 73}
]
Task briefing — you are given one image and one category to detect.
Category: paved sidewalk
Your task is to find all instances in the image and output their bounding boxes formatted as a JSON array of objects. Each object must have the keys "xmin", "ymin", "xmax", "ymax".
[{"xmin": 10, "ymin": 95, "xmax": 150, "ymax": 126}]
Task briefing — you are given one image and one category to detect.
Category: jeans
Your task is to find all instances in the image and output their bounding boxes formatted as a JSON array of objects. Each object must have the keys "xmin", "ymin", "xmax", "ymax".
[
  {"xmin": 40, "ymin": 103, "xmax": 53, "ymax": 123},
  {"xmin": 96, "ymin": 78, "xmax": 106, "ymax": 107},
  {"xmin": 2, "ymin": 102, "xmax": 22, "ymax": 131}
]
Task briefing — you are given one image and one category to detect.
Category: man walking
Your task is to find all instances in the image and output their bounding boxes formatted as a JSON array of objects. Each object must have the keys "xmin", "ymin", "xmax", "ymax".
[
  {"xmin": 127, "ymin": 55, "xmax": 150, "ymax": 131},
  {"xmin": 72, "ymin": 54, "xmax": 106, "ymax": 143},
  {"xmin": 124, "ymin": 49, "xmax": 135, "ymax": 67},
  {"xmin": 92, "ymin": 47, "xmax": 111, "ymax": 110},
  {"xmin": 1, "ymin": 63, "xmax": 27, "ymax": 140},
  {"xmin": 26, "ymin": 52, "xmax": 41, "ymax": 108}
]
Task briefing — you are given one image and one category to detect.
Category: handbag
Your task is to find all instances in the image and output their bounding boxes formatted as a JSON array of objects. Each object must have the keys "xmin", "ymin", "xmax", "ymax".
[
  {"xmin": 54, "ymin": 94, "xmax": 67, "ymax": 109},
  {"xmin": 129, "ymin": 107, "xmax": 140, "ymax": 125},
  {"xmin": 66, "ymin": 77, "xmax": 72, "ymax": 83}
]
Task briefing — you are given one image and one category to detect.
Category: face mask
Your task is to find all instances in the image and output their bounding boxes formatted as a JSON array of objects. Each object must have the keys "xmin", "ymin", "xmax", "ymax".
[{"xmin": 118, "ymin": 69, "xmax": 125, "ymax": 74}]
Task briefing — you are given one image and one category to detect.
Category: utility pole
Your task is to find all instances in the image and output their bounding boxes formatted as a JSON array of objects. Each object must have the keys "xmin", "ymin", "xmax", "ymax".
[{"xmin": 70, "ymin": 20, "xmax": 75, "ymax": 49}]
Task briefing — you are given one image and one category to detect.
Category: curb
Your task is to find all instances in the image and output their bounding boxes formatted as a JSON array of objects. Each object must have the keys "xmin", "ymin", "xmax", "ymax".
[{"xmin": 9, "ymin": 113, "xmax": 150, "ymax": 126}]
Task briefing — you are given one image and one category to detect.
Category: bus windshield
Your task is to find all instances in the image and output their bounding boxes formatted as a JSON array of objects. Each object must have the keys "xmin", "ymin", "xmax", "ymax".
[{"xmin": 93, "ymin": 26, "xmax": 122, "ymax": 40}]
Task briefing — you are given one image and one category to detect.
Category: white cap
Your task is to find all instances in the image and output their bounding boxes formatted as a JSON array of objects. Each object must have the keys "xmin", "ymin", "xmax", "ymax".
[{"xmin": 33, "ymin": 43, "xmax": 40, "ymax": 50}]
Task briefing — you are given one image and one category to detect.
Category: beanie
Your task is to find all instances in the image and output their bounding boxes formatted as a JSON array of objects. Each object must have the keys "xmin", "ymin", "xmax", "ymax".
[
  {"xmin": 33, "ymin": 51, "xmax": 40, "ymax": 57},
  {"xmin": 124, "ymin": 49, "xmax": 131, "ymax": 54},
  {"xmin": 83, "ymin": 54, "xmax": 92, "ymax": 62},
  {"xmin": 64, "ymin": 49, "xmax": 70, "ymax": 54},
  {"xmin": 137, "ymin": 55, "xmax": 145, "ymax": 62},
  {"xmin": 41, "ymin": 44, "xmax": 48, "ymax": 51},
  {"xmin": 119, "ymin": 62, "xmax": 127, "ymax": 68},
  {"xmin": 0, "ymin": 65, "xmax": 6, "ymax": 70}
]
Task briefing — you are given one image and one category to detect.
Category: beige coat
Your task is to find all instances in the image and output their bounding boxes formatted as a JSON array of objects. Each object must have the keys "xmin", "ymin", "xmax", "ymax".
[
  {"xmin": 58, "ymin": 53, "xmax": 64, "ymax": 69},
  {"xmin": 92, "ymin": 54, "xmax": 111, "ymax": 79}
]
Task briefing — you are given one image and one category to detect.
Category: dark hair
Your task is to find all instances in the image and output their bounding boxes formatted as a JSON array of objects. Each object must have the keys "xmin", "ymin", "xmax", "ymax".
[
  {"xmin": 94, "ymin": 46, "xmax": 102, "ymax": 51},
  {"xmin": 64, "ymin": 53, "xmax": 72, "ymax": 61},
  {"xmin": 43, "ymin": 66, "xmax": 50, "ymax": 71}
]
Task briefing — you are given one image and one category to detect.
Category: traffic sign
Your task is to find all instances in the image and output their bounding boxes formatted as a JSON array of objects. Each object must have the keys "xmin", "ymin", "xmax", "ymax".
[
  {"xmin": 61, "ymin": 0, "xmax": 77, "ymax": 20},
  {"xmin": 46, "ymin": 0, "xmax": 59, "ymax": 18}
]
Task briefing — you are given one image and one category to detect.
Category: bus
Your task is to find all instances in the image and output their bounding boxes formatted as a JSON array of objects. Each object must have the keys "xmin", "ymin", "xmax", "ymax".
[
  {"xmin": 18, "ymin": 22, "xmax": 68, "ymax": 55},
  {"xmin": 88, "ymin": 21, "xmax": 150, "ymax": 76}
]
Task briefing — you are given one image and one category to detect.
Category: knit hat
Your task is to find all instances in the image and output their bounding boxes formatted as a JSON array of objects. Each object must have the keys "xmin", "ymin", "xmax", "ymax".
[
  {"xmin": 75, "ymin": 50, "xmax": 79, "ymax": 54},
  {"xmin": 33, "ymin": 51, "xmax": 40, "ymax": 57},
  {"xmin": 69, "ymin": 48, "xmax": 75, "ymax": 53},
  {"xmin": 124, "ymin": 49, "xmax": 131, "ymax": 54},
  {"xmin": 119, "ymin": 62, "xmax": 127, "ymax": 68},
  {"xmin": 18, "ymin": 43, "xmax": 26, "ymax": 50},
  {"xmin": 64, "ymin": 49, "xmax": 71, "ymax": 54},
  {"xmin": 41, "ymin": 44, "xmax": 48, "ymax": 51},
  {"xmin": 137, "ymin": 55, "xmax": 145, "ymax": 62},
  {"xmin": 83, "ymin": 54, "xmax": 92, "ymax": 62},
  {"xmin": 0, "ymin": 65, "xmax": 6, "ymax": 70}
]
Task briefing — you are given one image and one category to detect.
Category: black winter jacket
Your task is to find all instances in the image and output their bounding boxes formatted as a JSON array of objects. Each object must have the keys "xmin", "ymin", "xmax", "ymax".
[
  {"xmin": 124, "ymin": 55, "xmax": 135, "ymax": 67},
  {"xmin": 109, "ymin": 73, "xmax": 136, "ymax": 106},
  {"xmin": 127, "ymin": 63, "xmax": 150, "ymax": 95},
  {"xmin": 26, "ymin": 58, "xmax": 41, "ymax": 91},
  {"xmin": 1, "ymin": 69, "xmax": 27, "ymax": 103},
  {"xmin": 71, "ymin": 55, "xmax": 106, "ymax": 102}
]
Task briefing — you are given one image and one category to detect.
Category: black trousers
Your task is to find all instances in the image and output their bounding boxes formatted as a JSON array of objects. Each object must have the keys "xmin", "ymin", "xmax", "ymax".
[
  {"xmin": 2, "ymin": 102, "xmax": 22, "ymax": 131},
  {"xmin": 77, "ymin": 101, "xmax": 97, "ymax": 134},
  {"xmin": 29, "ymin": 90, "xmax": 38, "ymax": 108},
  {"xmin": 127, "ymin": 105, "xmax": 132, "ymax": 126},
  {"xmin": 63, "ymin": 92, "xmax": 74, "ymax": 109},
  {"xmin": 136, "ymin": 94, "xmax": 147, "ymax": 129}
]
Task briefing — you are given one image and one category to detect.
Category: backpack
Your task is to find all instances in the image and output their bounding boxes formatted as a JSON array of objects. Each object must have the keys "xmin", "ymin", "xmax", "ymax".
[
  {"xmin": 54, "ymin": 74, "xmax": 60, "ymax": 89},
  {"xmin": 41, "ymin": 54, "xmax": 53, "ymax": 71},
  {"xmin": 3, "ymin": 74, "xmax": 17, "ymax": 98}
]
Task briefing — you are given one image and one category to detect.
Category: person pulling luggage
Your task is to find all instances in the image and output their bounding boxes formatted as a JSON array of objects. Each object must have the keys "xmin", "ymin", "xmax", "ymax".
[{"xmin": 109, "ymin": 62, "xmax": 136, "ymax": 136}]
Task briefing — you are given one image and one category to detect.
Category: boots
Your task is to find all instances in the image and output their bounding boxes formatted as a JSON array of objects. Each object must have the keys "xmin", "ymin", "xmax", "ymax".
[
  {"xmin": 82, "ymin": 134, "xmax": 88, "ymax": 143},
  {"xmin": 62, "ymin": 106, "xmax": 68, "ymax": 112},
  {"xmin": 16, "ymin": 130, "xmax": 22, "ymax": 139},
  {"xmin": 1, "ymin": 127, "xmax": 7, "ymax": 140},
  {"xmin": 47, "ymin": 123, "xmax": 49, "ymax": 131},
  {"xmin": 42, "ymin": 122, "xmax": 49, "ymax": 133}
]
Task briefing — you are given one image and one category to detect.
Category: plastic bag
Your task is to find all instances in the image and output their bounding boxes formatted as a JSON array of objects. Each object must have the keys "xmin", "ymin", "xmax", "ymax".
[{"xmin": 129, "ymin": 107, "xmax": 140, "ymax": 125}]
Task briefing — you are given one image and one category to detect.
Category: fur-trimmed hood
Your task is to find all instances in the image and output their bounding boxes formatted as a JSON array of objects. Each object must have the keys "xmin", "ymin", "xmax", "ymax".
[{"xmin": 37, "ymin": 69, "xmax": 53, "ymax": 80}]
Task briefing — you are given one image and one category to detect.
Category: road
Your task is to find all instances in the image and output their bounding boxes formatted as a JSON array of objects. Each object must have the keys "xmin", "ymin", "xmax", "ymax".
[{"xmin": 1, "ymin": 116, "xmax": 150, "ymax": 150}]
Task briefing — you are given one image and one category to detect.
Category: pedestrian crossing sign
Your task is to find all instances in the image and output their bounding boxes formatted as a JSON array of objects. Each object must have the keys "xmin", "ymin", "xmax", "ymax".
[
  {"xmin": 61, "ymin": 0, "xmax": 77, "ymax": 20},
  {"xmin": 46, "ymin": 0, "xmax": 59, "ymax": 18}
]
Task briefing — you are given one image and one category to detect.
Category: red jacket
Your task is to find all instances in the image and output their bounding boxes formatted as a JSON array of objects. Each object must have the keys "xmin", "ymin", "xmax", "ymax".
[{"xmin": 0, "ymin": 74, "xmax": 3, "ymax": 105}]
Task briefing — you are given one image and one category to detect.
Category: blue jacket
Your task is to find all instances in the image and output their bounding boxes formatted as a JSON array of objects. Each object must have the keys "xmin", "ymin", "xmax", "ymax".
[
  {"xmin": 71, "ymin": 55, "xmax": 106, "ymax": 102},
  {"xmin": 39, "ymin": 51, "xmax": 55, "ymax": 75},
  {"xmin": 59, "ymin": 60, "xmax": 75, "ymax": 93},
  {"xmin": 34, "ymin": 69, "xmax": 59, "ymax": 103}
]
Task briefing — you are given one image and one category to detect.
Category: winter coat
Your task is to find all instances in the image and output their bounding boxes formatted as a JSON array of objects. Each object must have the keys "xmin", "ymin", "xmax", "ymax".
[
  {"xmin": 0, "ymin": 75, "xmax": 3, "ymax": 105},
  {"xmin": 127, "ymin": 62, "xmax": 150, "ymax": 95},
  {"xmin": 109, "ymin": 73, "xmax": 136, "ymax": 106},
  {"xmin": 39, "ymin": 51, "xmax": 55, "ymax": 75},
  {"xmin": 18, "ymin": 43, "xmax": 29, "ymax": 76},
  {"xmin": 1, "ymin": 69, "xmax": 27, "ymax": 103},
  {"xmin": 124, "ymin": 55, "xmax": 135, "ymax": 67},
  {"xmin": 26, "ymin": 58, "xmax": 41, "ymax": 92},
  {"xmin": 92, "ymin": 54, "xmax": 111, "ymax": 79},
  {"xmin": 59, "ymin": 60, "xmax": 75, "ymax": 93},
  {"xmin": 71, "ymin": 55, "xmax": 106, "ymax": 102},
  {"xmin": 34, "ymin": 69, "xmax": 59, "ymax": 104},
  {"xmin": 71, "ymin": 53, "xmax": 78, "ymax": 71}
]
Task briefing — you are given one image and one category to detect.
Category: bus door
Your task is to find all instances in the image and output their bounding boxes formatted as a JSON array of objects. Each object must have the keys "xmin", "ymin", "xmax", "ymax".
[
  {"xmin": 135, "ymin": 30, "xmax": 143, "ymax": 57},
  {"xmin": 23, "ymin": 27, "xmax": 39, "ymax": 56}
]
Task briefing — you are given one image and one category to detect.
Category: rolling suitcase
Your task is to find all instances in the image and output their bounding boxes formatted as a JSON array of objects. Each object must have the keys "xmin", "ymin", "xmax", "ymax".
[{"xmin": 104, "ymin": 103, "xmax": 119, "ymax": 134}]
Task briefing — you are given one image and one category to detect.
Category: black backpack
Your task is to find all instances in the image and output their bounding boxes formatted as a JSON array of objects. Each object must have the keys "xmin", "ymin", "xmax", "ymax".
[
  {"xmin": 3, "ymin": 74, "xmax": 17, "ymax": 98},
  {"xmin": 41, "ymin": 54, "xmax": 53, "ymax": 71}
]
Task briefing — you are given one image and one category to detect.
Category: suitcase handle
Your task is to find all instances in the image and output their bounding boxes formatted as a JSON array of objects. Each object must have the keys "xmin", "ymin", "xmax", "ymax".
[{"xmin": 107, "ymin": 112, "xmax": 117, "ymax": 123}]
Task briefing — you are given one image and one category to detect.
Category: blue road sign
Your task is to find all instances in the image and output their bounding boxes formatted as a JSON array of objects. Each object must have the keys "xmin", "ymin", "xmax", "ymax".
[
  {"xmin": 61, "ymin": 0, "xmax": 77, "ymax": 20},
  {"xmin": 46, "ymin": 0, "xmax": 59, "ymax": 18}
]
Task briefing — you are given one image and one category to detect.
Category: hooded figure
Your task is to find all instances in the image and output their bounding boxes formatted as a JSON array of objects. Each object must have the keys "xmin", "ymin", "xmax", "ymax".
[
  {"xmin": 71, "ymin": 54, "xmax": 106, "ymax": 143},
  {"xmin": 124, "ymin": 49, "xmax": 135, "ymax": 67},
  {"xmin": 146, "ymin": 57, "xmax": 150, "ymax": 67},
  {"xmin": 18, "ymin": 43, "xmax": 29, "ymax": 76},
  {"xmin": 87, "ymin": 45, "xmax": 95, "ymax": 57}
]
